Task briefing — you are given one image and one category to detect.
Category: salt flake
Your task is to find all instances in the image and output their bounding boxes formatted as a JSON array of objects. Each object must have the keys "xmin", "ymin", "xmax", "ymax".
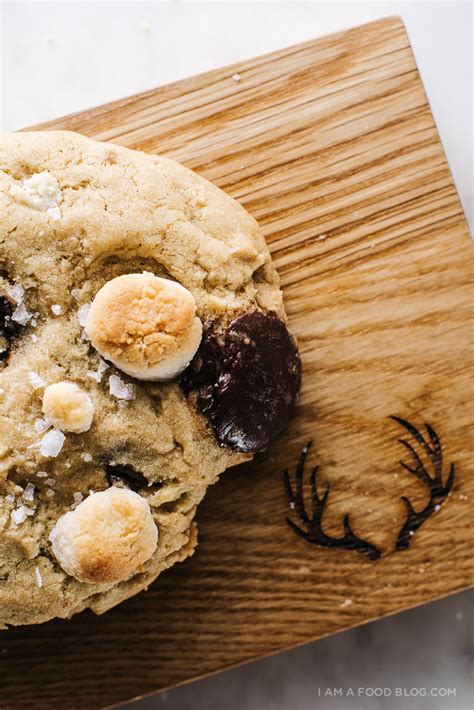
[
  {"xmin": 87, "ymin": 357, "xmax": 109, "ymax": 383},
  {"xmin": 11, "ymin": 504, "xmax": 35, "ymax": 525},
  {"xmin": 35, "ymin": 566, "xmax": 43, "ymax": 588},
  {"xmin": 7, "ymin": 284, "xmax": 24, "ymax": 303},
  {"xmin": 72, "ymin": 492, "xmax": 84, "ymax": 509},
  {"xmin": 22, "ymin": 482, "xmax": 35, "ymax": 502},
  {"xmin": 28, "ymin": 372, "xmax": 46, "ymax": 389},
  {"xmin": 39, "ymin": 429, "xmax": 65, "ymax": 457},
  {"xmin": 11, "ymin": 302, "xmax": 32, "ymax": 325},
  {"xmin": 77, "ymin": 303, "xmax": 91, "ymax": 328},
  {"xmin": 109, "ymin": 375, "xmax": 135, "ymax": 401},
  {"xmin": 35, "ymin": 418, "xmax": 51, "ymax": 434}
]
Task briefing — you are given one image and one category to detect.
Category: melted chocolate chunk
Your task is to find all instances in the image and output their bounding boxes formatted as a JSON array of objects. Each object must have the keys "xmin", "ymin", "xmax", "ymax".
[
  {"xmin": 183, "ymin": 311, "xmax": 301, "ymax": 453},
  {"xmin": 0, "ymin": 296, "xmax": 23, "ymax": 361},
  {"xmin": 105, "ymin": 463, "xmax": 148, "ymax": 492}
]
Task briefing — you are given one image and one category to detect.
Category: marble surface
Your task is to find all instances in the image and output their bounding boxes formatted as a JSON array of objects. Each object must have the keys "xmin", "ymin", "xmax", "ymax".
[{"xmin": 1, "ymin": 2, "xmax": 473, "ymax": 709}]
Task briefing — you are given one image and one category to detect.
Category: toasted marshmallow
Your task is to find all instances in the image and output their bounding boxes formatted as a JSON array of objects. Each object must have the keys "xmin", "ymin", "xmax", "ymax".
[
  {"xmin": 86, "ymin": 273, "xmax": 202, "ymax": 381},
  {"xmin": 49, "ymin": 488, "xmax": 158, "ymax": 583},
  {"xmin": 42, "ymin": 382, "xmax": 94, "ymax": 433}
]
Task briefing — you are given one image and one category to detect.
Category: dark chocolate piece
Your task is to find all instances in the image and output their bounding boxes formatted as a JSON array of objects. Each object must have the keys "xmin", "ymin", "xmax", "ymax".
[
  {"xmin": 0, "ymin": 296, "xmax": 23, "ymax": 361},
  {"xmin": 105, "ymin": 463, "xmax": 148, "ymax": 492},
  {"xmin": 183, "ymin": 310, "xmax": 301, "ymax": 453}
]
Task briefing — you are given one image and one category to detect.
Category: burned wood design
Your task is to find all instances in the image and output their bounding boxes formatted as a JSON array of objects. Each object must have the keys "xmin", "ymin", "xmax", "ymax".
[
  {"xmin": 284, "ymin": 420, "xmax": 455, "ymax": 560},
  {"xmin": 392, "ymin": 417, "xmax": 455, "ymax": 551},
  {"xmin": 283, "ymin": 442, "xmax": 381, "ymax": 561}
]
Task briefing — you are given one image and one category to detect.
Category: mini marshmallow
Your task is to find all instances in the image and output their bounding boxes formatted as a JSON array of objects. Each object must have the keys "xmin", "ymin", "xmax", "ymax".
[
  {"xmin": 86, "ymin": 273, "xmax": 202, "ymax": 381},
  {"xmin": 49, "ymin": 487, "xmax": 158, "ymax": 583},
  {"xmin": 42, "ymin": 382, "xmax": 94, "ymax": 433}
]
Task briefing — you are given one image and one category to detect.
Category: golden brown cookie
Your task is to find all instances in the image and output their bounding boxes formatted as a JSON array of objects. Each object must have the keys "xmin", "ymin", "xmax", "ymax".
[{"xmin": 0, "ymin": 131, "xmax": 300, "ymax": 628}]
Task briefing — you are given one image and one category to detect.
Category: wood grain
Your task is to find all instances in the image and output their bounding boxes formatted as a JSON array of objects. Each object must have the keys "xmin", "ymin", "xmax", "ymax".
[{"xmin": 2, "ymin": 16, "xmax": 473, "ymax": 709}]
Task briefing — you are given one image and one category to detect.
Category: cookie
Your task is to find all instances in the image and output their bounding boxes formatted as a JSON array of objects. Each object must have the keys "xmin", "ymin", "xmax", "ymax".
[{"xmin": 0, "ymin": 131, "xmax": 301, "ymax": 628}]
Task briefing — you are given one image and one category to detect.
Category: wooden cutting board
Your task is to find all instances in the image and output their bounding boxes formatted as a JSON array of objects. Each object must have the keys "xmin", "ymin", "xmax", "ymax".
[{"xmin": 2, "ymin": 16, "xmax": 473, "ymax": 709}]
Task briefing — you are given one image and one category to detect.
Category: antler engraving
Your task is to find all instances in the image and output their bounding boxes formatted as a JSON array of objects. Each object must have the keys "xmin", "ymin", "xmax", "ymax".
[
  {"xmin": 392, "ymin": 417, "xmax": 455, "ymax": 551},
  {"xmin": 283, "ymin": 442, "xmax": 381, "ymax": 561}
]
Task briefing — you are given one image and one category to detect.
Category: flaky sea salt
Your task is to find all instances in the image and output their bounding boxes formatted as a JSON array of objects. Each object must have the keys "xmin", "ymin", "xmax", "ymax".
[
  {"xmin": 81, "ymin": 452, "xmax": 92, "ymax": 462},
  {"xmin": 44, "ymin": 477, "xmax": 55, "ymax": 487},
  {"xmin": 11, "ymin": 504, "xmax": 35, "ymax": 525},
  {"xmin": 22, "ymin": 482, "xmax": 35, "ymax": 502},
  {"xmin": 51, "ymin": 304, "xmax": 62, "ymax": 315},
  {"xmin": 77, "ymin": 303, "xmax": 91, "ymax": 328},
  {"xmin": 87, "ymin": 357, "xmax": 108, "ymax": 383},
  {"xmin": 71, "ymin": 492, "xmax": 84, "ymax": 509},
  {"xmin": 71, "ymin": 288, "xmax": 81, "ymax": 301},
  {"xmin": 232, "ymin": 73, "xmax": 241, "ymax": 83},
  {"xmin": 35, "ymin": 418, "xmax": 51, "ymax": 434},
  {"xmin": 45, "ymin": 489, "xmax": 55, "ymax": 498},
  {"xmin": 5, "ymin": 494, "xmax": 15, "ymax": 504},
  {"xmin": 36, "ymin": 471, "xmax": 48, "ymax": 478},
  {"xmin": 109, "ymin": 375, "xmax": 135, "ymax": 400},
  {"xmin": 11, "ymin": 302, "xmax": 32, "ymax": 325},
  {"xmin": 35, "ymin": 566, "xmax": 43, "ymax": 588},
  {"xmin": 11, "ymin": 507, "xmax": 28, "ymax": 525},
  {"xmin": 39, "ymin": 429, "xmax": 65, "ymax": 457},
  {"xmin": 28, "ymin": 372, "xmax": 46, "ymax": 390},
  {"xmin": 31, "ymin": 334, "xmax": 38, "ymax": 343},
  {"xmin": 7, "ymin": 284, "xmax": 24, "ymax": 303}
]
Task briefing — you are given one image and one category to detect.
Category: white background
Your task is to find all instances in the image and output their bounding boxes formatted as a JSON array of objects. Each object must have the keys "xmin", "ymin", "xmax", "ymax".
[{"xmin": 1, "ymin": 2, "xmax": 473, "ymax": 709}]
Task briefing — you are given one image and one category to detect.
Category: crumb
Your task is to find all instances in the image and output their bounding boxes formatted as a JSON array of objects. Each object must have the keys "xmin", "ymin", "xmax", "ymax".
[
  {"xmin": 340, "ymin": 599, "xmax": 353, "ymax": 608},
  {"xmin": 232, "ymin": 73, "xmax": 241, "ymax": 83}
]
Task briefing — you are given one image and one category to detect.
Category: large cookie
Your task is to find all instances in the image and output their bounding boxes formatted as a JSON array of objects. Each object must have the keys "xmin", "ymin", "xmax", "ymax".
[{"xmin": 0, "ymin": 131, "xmax": 300, "ymax": 628}]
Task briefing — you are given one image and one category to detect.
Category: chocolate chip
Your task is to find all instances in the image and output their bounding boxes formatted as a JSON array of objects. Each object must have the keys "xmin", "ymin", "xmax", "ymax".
[
  {"xmin": 182, "ymin": 310, "xmax": 301, "ymax": 453},
  {"xmin": 105, "ymin": 463, "xmax": 149, "ymax": 492},
  {"xmin": 0, "ymin": 296, "xmax": 23, "ymax": 361}
]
